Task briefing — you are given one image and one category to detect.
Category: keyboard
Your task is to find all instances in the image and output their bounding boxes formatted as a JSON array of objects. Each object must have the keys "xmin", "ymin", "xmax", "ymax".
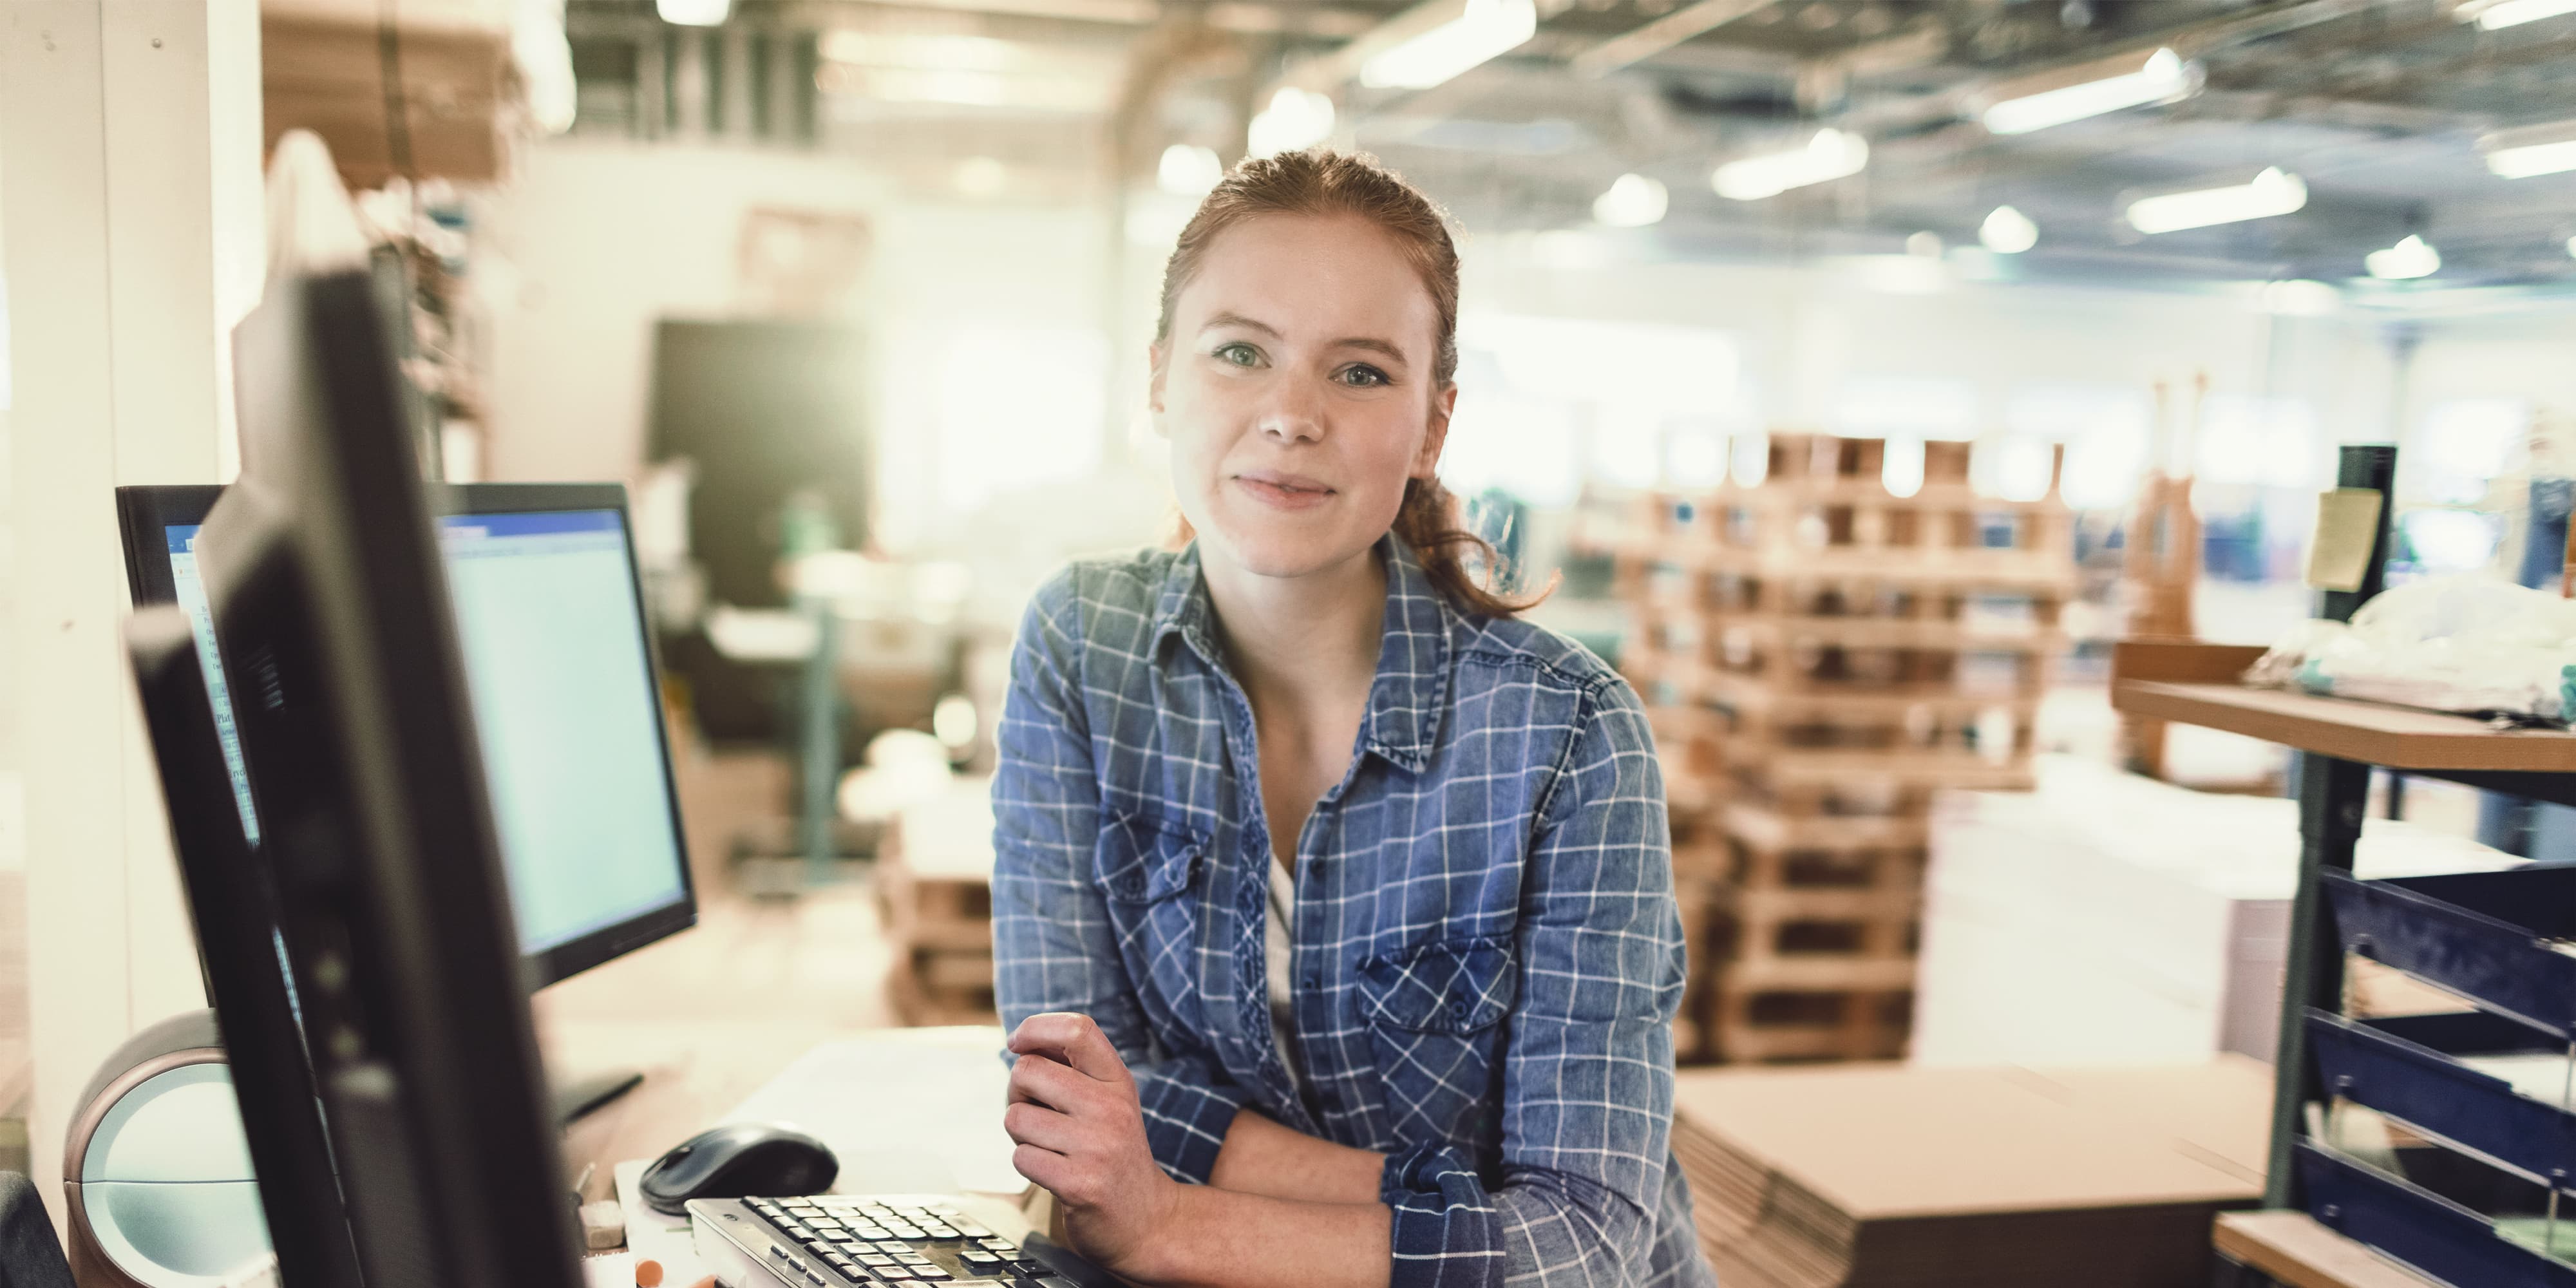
[{"xmin": 687, "ymin": 1193, "xmax": 1089, "ymax": 1287}]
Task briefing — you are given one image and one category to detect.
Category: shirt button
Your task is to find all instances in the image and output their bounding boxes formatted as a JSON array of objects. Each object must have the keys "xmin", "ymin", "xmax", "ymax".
[{"xmin": 1302, "ymin": 973, "xmax": 1321, "ymax": 989}]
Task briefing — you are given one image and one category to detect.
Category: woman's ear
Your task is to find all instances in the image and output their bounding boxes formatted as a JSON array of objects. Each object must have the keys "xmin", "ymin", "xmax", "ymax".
[
  {"xmin": 1146, "ymin": 343, "xmax": 1172, "ymax": 437},
  {"xmin": 1412, "ymin": 383, "xmax": 1456, "ymax": 479}
]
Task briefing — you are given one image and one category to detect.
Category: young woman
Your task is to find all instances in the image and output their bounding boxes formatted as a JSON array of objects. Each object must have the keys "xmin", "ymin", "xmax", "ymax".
[{"xmin": 990, "ymin": 149, "xmax": 1714, "ymax": 1288}]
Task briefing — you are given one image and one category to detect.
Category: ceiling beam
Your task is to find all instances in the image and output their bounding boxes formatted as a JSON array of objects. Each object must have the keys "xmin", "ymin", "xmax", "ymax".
[{"xmin": 1568, "ymin": 0, "xmax": 1783, "ymax": 80}]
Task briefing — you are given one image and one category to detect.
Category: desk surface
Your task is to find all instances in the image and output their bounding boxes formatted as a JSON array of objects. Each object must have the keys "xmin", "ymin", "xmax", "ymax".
[{"xmin": 553, "ymin": 1018, "xmax": 835, "ymax": 1200}]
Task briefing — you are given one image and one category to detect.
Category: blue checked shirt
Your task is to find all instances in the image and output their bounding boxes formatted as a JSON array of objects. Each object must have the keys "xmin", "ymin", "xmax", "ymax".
[{"xmin": 990, "ymin": 536, "xmax": 1717, "ymax": 1288}]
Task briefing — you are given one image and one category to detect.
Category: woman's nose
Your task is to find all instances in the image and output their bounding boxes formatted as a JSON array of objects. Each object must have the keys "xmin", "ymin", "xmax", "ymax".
[{"xmin": 1255, "ymin": 377, "xmax": 1327, "ymax": 442}]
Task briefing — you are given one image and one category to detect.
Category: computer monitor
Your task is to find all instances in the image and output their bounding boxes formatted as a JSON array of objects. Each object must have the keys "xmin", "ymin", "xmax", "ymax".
[
  {"xmin": 126, "ymin": 265, "xmax": 583, "ymax": 1287},
  {"xmin": 116, "ymin": 482, "xmax": 697, "ymax": 988}
]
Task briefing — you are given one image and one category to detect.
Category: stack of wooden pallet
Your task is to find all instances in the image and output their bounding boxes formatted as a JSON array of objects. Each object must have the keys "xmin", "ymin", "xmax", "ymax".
[
  {"xmin": 1607, "ymin": 433, "xmax": 2075, "ymax": 1064},
  {"xmin": 878, "ymin": 783, "xmax": 999, "ymax": 1027}
]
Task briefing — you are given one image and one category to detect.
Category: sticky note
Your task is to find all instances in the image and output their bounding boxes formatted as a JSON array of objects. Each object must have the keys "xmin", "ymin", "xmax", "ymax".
[{"xmin": 2306, "ymin": 488, "xmax": 2384, "ymax": 592}]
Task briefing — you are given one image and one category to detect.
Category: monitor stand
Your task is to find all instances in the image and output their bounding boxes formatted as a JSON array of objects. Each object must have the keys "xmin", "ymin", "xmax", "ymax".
[{"xmin": 552, "ymin": 1067, "xmax": 646, "ymax": 1124}]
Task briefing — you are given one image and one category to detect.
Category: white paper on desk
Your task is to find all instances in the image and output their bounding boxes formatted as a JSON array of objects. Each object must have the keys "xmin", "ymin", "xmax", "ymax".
[
  {"xmin": 717, "ymin": 1027, "xmax": 1022, "ymax": 1195},
  {"xmin": 612, "ymin": 1159, "xmax": 703, "ymax": 1281}
]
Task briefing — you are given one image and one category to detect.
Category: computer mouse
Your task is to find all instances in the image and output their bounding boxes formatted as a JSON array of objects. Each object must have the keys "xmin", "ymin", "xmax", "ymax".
[{"xmin": 639, "ymin": 1122, "xmax": 839, "ymax": 1215}]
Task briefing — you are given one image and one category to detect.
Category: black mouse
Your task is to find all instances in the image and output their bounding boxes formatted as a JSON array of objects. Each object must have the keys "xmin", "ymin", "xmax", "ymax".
[{"xmin": 639, "ymin": 1122, "xmax": 839, "ymax": 1215}]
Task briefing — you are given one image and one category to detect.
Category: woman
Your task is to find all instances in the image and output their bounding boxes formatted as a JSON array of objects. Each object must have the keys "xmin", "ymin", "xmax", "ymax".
[{"xmin": 990, "ymin": 148, "xmax": 1714, "ymax": 1288}]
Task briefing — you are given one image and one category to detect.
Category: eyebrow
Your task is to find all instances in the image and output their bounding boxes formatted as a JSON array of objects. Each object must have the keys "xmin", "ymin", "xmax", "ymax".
[{"xmin": 1201, "ymin": 311, "xmax": 1412, "ymax": 368}]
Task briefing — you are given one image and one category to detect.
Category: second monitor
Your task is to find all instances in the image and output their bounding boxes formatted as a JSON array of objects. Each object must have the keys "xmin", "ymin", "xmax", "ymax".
[{"xmin": 117, "ymin": 483, "xmax": 697, "ymax": 992}]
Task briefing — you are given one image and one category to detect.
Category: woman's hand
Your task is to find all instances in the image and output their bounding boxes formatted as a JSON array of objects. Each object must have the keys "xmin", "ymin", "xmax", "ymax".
[{"xmin": 1004, "ymin": 1012, "xmax": 1184, "ymax": 1277}]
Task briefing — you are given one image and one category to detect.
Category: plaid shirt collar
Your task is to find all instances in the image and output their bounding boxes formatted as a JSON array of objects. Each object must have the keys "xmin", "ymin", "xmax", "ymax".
[{"xmin": 1148, "ymin": 535, "xmax": 1452, "ymax": 772}]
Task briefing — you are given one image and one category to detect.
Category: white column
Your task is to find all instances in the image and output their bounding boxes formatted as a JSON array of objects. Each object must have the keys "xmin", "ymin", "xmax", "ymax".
[{"xmin": 2, "ymin": 0, "xmax": 263, "ymax": 1218}]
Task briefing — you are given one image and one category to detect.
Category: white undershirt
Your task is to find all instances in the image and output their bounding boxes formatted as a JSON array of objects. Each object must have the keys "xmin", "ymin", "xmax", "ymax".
[{"xmin": 1265, "ymin": 851, "xmax": 1303, "ymax": 1087}]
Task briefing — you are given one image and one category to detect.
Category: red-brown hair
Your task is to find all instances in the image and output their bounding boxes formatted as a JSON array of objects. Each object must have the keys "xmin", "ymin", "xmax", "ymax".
[{"xmin": 1154, "ymin": 147, "xmax": 1546, "ymax": 618}]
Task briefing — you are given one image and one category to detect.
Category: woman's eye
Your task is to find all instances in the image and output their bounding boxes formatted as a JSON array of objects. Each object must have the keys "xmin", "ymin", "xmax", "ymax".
[
  {"xmin": 1339, "ymin": 365, "xmax": 1390, "ymax": 388},
  {"xmin": 1215, "ymin": 343, "xmax": 1261, "ymax": 366}
]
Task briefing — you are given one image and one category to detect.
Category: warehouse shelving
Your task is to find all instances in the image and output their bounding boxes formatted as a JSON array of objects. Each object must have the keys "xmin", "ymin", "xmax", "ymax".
[{"xmin": 2111, "ymin": 444, "xmax": 2576, "ymax": 1287}]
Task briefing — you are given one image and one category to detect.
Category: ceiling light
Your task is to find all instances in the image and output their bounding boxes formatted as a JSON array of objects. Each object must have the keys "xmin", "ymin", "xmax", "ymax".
[
  {"xmin": 2566, "ymin": 234, "xmax": 2576, "ymax": 259},
  {"xmin": 1359, "ymin": 0, "xmax": 1537, "ymax": 90},
  {"xmin": 2481, "ymin": 121, "xmax": 2576, "ymax": 178},
  {"xmin": 1980, "ymin": 205, "xmax": 2038, "ymax": 253},
  {"xmin": 1592, "ymin": 173, "xmax": 1668, "ymax": 227},
  {"xmin": 1905, "ymin": 231, "xmax": 1944, "ymax": 257},
  {"xmin": 2125, "ymin": 166, "xmax": 2307, "ymax": 234},
  {"xmin": 2366, "ymin": 234, "xmax": 2440, "ymax": 280},
  {"xmin": 2459, "ymin": 0, "xmax": 2576, "ymax": 30},
  {"xmin": 1712, "ymin": 129, "xmax": 1870, "ymax": 201},
  {"xmin": 1158, "ymin": 144, "xmax": 1224, "ymax": 196},
  {"xmin": 658, "ymin": 0, "xmax": 730, "ymax": 25},
  {"xmin": 1247, "ymin": 88, "xmax": 1335, "ymax": 157},
  {"xmin": 1982, "ymin": 47, "xmax": 2201, "ymax": 136}
]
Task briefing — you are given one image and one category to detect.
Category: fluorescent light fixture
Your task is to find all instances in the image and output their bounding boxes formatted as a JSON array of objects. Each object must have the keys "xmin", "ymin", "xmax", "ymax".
[
  {"xmin": 1247, "ymin": 88, "xmax": 1335, "ymax": 157},
  {"xmin": 2124, "ymin": 166, "xmax": 2307, "ymax": 234},
  {"xmin": 1592, "ymin": 173, "xmax": 1669, "ymax": 227},
  {"xmin": 1712, "ymin": 129, "xmax": 1870, "ymax": 201},
  {"xmin": 1982, "ymin": 47, "xmax": 2201, "ymax": 136},
  {"xmin": 2459, "ymin": 0, "xmax": 2576, "ymax": 30},
  {"xmin": 1980, "ymin": 205, "xmax": 2038, "ymax": 253},
  {"xmin": 1158, "ymin": 144, "xmax": 1224, "ymax": 195},
  {"xmin": 2567, "ymin": 234, "xmax": 2576, "ymax": 259},
  {"xmin": 2487, "ymin": 139, "xmax": 2576, "ymax": 177},
  {"xmin": 2366, "ymin": 234, "xmax": 2440, "ymax": 280},
  {"xmin": 1359, "ymin": 0, "xmax": 1537, "ymax": 90},
  {"xmin": 2480, "ymin": 121, "xmax": 2576, "ymax": 178},
  {"xmin": 658, "ymin": 0, "xmax": 730, "ymax": 25}
]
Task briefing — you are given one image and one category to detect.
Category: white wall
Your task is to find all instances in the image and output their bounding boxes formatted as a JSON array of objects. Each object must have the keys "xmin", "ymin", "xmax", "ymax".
[
  {"xmin": 3, "ymin": 0, "xmax": 263, "ymax": 1217},
  {"xmin": 473, "ymin": 138, "xmax": 1129, "ymax": 554},
  {"xmin": 474, "ymin": 140, "xmax": 2576, "ymax": 570}
]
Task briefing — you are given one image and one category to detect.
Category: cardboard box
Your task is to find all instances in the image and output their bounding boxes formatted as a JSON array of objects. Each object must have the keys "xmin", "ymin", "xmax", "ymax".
[
  {"xmin": 1674, "ymin": 1057, "xmax": 2271, "ymax": 1287},
  {"xmin": 262, "ymin": 0, "xmax": 515, "ymax": 188}
]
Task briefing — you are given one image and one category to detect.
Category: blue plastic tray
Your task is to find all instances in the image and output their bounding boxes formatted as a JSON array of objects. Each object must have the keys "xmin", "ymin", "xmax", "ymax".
[
  {"xmin": 2301, "ymin": 1144, "xmax": 2576, "ymax": 1288},
  {"xmin": 2308, "ymin": 1009, "xmax": 2576, "ymax": 1185},
  {"xmin": 2322, "ymin": 866, "xmax": 2576, "ymax": 1037}
]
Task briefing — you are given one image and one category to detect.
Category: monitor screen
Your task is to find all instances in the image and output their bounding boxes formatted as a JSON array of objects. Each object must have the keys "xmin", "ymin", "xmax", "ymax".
[{"xmin": 160, "ymin": 504, "xmax": 689, "ymax": 963}]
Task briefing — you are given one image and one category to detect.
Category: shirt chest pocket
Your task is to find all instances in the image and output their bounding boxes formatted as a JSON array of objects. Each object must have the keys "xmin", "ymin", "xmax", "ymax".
[
  {"xmin": 1358, "ymin": 937, "xmax": 1515, "ymax": 1147},
  {"xmin": 1093, "ymin": 813, "xmax": 1210, "ymax": 1035}
]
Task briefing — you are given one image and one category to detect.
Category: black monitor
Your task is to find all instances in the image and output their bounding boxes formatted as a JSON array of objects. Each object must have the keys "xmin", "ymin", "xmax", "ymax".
[
  {"xmin": 116, "ymin": 482, "xmax": 696, "ymax": 988},
  {"xmin": 126, "ymin": 267, "xmax": 583, "ymax": 1287}
]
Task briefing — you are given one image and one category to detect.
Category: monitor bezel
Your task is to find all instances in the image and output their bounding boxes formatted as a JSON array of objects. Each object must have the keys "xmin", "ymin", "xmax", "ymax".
[{"xmin": 114, "ymin": 480, "xmax": 699, "ymax": 989}]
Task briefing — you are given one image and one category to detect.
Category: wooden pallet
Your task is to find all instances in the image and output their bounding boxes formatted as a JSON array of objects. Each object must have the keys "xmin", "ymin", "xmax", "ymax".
[
  {"xmin": 886, "ymin": 952, "xmax": 998, "ymax": 1028},
  {"xmin": 1702, "ymin": 977, "xmax": 1913, "ymax": 1064},
  {"xmin": 880, "ymin": 786, "xmax": 1000, "ymax": 1026}
]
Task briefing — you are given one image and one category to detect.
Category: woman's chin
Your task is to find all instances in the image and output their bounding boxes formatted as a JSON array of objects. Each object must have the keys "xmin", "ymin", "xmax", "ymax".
[{"xmin": 1201, "ymin": 518, "xmax": 1374, "ymax": 582}]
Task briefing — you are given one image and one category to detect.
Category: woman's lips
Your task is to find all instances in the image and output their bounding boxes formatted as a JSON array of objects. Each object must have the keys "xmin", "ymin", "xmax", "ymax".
[{"xmin": 1235, "ymin": 473, "xmax": 1334, "ymax": 511}]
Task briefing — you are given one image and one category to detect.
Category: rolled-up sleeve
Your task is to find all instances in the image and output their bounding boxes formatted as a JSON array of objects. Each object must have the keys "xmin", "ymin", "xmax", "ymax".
[
  {"xmin": 989, "ymin": 575, "xmax": 1254, "ymax": 1184},
  {"xmin": 1379, "ymin": 677, "xmax": 1683, "ymax": 1288}
]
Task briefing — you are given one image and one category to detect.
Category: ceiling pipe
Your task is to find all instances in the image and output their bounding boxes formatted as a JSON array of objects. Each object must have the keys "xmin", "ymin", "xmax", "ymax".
[{"xmin": 1568, "ymin": 0, "xmax": 1784, "ymax": 79}]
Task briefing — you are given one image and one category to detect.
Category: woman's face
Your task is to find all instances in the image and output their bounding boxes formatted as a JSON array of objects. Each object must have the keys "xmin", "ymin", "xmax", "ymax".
[{"xmin": 1151, "ymin": 213, "xmax": 1453, "ymax": 583}]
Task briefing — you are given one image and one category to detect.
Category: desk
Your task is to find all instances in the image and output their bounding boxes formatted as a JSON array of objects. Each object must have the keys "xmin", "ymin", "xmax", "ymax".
[{"xmin": 553, "ymin": 1019, "xmax": 834, "ymax": 1201}]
